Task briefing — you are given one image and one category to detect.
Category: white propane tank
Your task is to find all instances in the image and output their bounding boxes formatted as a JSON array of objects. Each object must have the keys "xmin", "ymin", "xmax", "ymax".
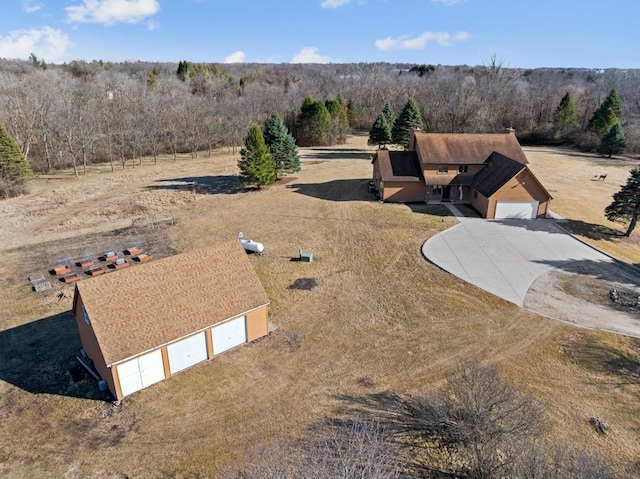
[{"xmin": 240, "ymin": 239, "xmax": 264, "ymax": 253}]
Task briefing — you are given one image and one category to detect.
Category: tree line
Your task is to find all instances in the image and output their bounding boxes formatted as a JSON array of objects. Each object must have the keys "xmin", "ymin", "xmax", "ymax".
[{"xmin": 1, "ymin": 58, "xmax": 640, "ymax": 194}]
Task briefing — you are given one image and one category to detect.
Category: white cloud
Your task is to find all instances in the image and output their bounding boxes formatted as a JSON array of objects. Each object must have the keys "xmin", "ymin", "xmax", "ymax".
[
  {"xmin": 66, "ymin": 0, "xmax": 160, "ymax": 25},
  {"xmin": 375, "ymin": 31, "xmax": 469, "ymax": 51},
  {"xmin": 292, "ymin": 47, "xmax": 331, "ymax": 64},
  {"xmin": 320, "ymin": 0, "xmax": 351, "ymax": 7},
  {"xmin": 0, "ymin": 27, "xmax": 72, "ymax": 61},
  {"xmin": 147, "ymin": 20, "xmax": 159, "ymax": 31},
  {"xmin": 431, "ymin": 0, "xmax": 465, "ymax": 5},
  {"xmin": 23, "ymin": 1, "xmax": 43, "ymax": 13},
  {"xmin": 224, "ymin": 51, "xmax": 246, "ymax": 63}
]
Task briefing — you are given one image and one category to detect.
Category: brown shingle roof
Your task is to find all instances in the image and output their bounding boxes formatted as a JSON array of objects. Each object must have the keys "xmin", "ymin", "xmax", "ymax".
[
  {"xmin": 471, "ymin": 151, "xmax": 527, "ymax": 197},
  {"xmin": 413, "ymin": 133, "xmax": 528, "ymax": 165},
  {"xmin": 76, "ymin": 240, "xmax": 270, "ymax": 365},
  {"xmin": 373, "ymin": 150, "xmax": 423, "ymax": 181}
]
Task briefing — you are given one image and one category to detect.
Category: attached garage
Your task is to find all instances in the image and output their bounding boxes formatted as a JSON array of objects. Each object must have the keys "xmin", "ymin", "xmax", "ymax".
[
  {"xmin": 117, "ymin": 350, "xmax": 165, "ymax": 397},
  {"xmin": 167, "ymin": 332, "xmax": 209, "ymax": 374},
  {"xmin": 494, "ymin": 201, "xmax": 539, "ymax": 219},
  {"xmin": 212, "ymin": 316, "xmax": 247, "ymax": 355},
  {"xmin": 73, "ymin": 240, "xmax": 271, "ymax": 400}
]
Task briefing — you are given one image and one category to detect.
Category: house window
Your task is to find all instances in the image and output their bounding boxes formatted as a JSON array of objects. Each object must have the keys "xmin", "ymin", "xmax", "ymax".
[
  {"xmin": 438, "ymin": 166, "xmax": 449, "ymax": 174},
  {"xmin": 83, "ymin": 305, "xmax": 90, "ymax": 325},
  {"xmin": 458, "ymin": 165, "xmax": 469, "ymax": 173},
  {"xmin": 473, "ymin": 190, "xmax": 478, "ymax": 199}
]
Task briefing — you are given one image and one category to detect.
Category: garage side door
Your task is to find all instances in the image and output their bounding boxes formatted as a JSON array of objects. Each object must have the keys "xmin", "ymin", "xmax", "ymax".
[
  {"xmin": 495, "ymin": 201, "xmax": 538, "ymax": 219},
  {"xmin": 167, "ymin": 332, "xmax": 208, "ymax": 374},
  {"xmin": 212, "ymin": 316, "xmax": 247, "ymax": 355},
  {"xmin": 117, "ymin": 349, "xmax": 165, "ymax": 397}
]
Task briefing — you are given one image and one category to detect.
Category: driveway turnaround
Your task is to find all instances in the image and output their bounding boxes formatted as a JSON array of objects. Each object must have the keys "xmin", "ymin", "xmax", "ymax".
[{"xmin": 422, "ymin": 206, "xmax": 612, "ymax": 306}]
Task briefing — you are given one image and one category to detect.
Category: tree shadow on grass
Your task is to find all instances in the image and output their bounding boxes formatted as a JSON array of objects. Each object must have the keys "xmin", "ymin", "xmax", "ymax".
[
  {"xmin": 149, "ymin": 175, "xmax": 245, "ymax": 195},
  {"xmin": 0, "ymin": 312, "xmax": 101, "ymax": 399},
  {"xmin": 287, "ymin": 179, "xmax": 376, "ymax": 202},
  {"xmin": 567, "ymin": 335, "xmax": 640, "ymax": 394},
  {"xmin": 329, "ymin": 392, "xmax": 457, "ymax": 478},
  {"xmin": 302, "ymin": 148, "xmax": 373, "ymax": 161},
  {"xmin": 559, "ymin": 219, "xmax": 625, "ymax": 243}
]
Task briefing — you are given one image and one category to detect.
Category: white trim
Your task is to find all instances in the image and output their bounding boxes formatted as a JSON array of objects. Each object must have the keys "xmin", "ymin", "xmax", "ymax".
[{"xmin": 108, "ymin": 302, "xmax": 270, "ymax": 367}]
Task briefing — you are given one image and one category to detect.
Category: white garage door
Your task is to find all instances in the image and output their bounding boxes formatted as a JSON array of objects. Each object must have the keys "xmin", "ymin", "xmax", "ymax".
[
  {"xmin": 495, "ymin": 201, "xmax": 538, "ymax": 219},
  {"xmin": 117, "ymin": 349, "xmax": 165, "ymax": 397},
  {"xmin": 212, "ymin": 316, "xmax": 247, "ymax": 355},
  {"xmin": 167, "ymin": 332, "xmax": 208, "ymax": 374}
]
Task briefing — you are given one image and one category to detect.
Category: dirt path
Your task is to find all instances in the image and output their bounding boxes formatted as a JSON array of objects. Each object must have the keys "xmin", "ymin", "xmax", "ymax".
[{"xmin": 524, "ymin": 261, "xmax": 640, "ymax": 338}]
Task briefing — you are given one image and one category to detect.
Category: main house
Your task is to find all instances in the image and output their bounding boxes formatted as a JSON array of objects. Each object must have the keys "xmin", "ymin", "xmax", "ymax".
[
  {"xmin": 371, "ymin": 130, "xmax": 552, "ymax": 219},
  {"xmin": 72, "ymin": 240, "xmax": 270, "ymax": 400}
]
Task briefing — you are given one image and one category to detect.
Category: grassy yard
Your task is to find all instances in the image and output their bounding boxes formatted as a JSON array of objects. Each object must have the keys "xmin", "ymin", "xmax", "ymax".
[{"xmin": 0, "ymin": 137, "xmax": 638, "ymax": 477}]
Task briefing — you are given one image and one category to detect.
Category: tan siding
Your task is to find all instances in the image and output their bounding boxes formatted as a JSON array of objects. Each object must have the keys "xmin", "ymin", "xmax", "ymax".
[
  {"xmin": 470, "ymin": 191, "xmax": 490, "ymax": 218},
  {"xmin": 112, "ymin": 365, "xmax": 123, "ymax": 400},
  {"xmin": 490, "ymin": 172, "xmax": 550, "ymax": 217},
  {"xmin": 161, "ymin": 346, "xmax": 171, "ymax": 378},
  {"xmin": 72, "ymin": 289, "xmax": 117, "ymax": 397},
  {"xmin": 205, "ymin": 328, "xmax": 214, "ymax": 358},
  {"xmin": 382, "ymin": 181, "xmax": 426, "ymax": 202},
  {"xmin": 246, "ymin": 306, "xmax": 269, "ymax": 342}
]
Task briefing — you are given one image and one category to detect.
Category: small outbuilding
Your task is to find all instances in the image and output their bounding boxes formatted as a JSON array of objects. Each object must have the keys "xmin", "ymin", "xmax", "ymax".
[{"xmin": 72, "ymin": 240, "xmax": 270, "ymax": 400}]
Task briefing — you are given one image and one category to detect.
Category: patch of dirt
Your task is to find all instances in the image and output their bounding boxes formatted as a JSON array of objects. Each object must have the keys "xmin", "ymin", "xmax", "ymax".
[
  {"xmin": 524, "ymin": 261, "xmax": 640, "ymax": 338},
  {"xmin": 288, "ymin": 277, "xmax": 318, "ymax": 290}
]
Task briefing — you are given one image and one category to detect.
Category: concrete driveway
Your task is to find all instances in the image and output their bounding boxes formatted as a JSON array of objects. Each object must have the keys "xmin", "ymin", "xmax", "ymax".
[{"xmin": 422, "ymin": 206, "xmax": 612, "ymax": 306}]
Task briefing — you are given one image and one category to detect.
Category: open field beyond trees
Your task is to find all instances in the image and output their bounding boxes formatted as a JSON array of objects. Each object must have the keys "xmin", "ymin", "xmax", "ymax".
[{"xmin": 0, "ymin": 135, "xmax": 639, "ymax": 477}]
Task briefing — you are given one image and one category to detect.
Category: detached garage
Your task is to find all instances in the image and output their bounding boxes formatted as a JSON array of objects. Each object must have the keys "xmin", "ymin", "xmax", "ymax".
[{"xmin": 72, "ymin": 240, "xmax": 270, "ymax": 400}]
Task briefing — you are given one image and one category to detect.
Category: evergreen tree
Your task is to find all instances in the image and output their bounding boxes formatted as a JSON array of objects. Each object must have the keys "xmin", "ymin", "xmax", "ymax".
[
  {"xmin": 263, "ymin": 114, "xmax": 300, "ymax": 177},
  {"xmin": 589, "ymin": 89, "xmax": 622, "ymax": 137},
  {"xmin": 0, "ymin": 123, "xmax": 34, "ymax": 198},
  {"xmin": 238, "ymin": 124, "xmax": 276, "ymax": 188},
  {"xmin": 605, "ymin": 165, "xmax": 640, "ymax": 236},
  {"xmin": 346, "ymin": 99, "xmax": 360, "ymax": 129},
  {"xmin": 176, "ymin": 60, "xmax": 189, "ymax": 81},
  {"xmin": 552, "ymin": 92, "xmax": 577, "ymax": 132},
  {"xmin": 598, "ymin": 123, "xmax": 626, "ymax": 158},
  {"xmin": 589, "ymin": 106, "xmax": 618, "ymax": 138},
  {"xmin": 368, "ymin": 113, "xmax": 392, "ymax": 148},
  {"xmin": 382, "ymin": 102, "xmax": 396, "ymax": 128},
  {"xmin": 392, "ymin": 98, "xmax": 423, "ymax": 148},
  {"xmin": 603, "ymin": 88, "xmax": 623, "ymax": 118},
  {"xmin": 295, "ymin": 95, "xmax": 332, "ymax": 147},
  {"xmin": 325, "ymin": 98, "xmax": 349, "ymax": 145}
]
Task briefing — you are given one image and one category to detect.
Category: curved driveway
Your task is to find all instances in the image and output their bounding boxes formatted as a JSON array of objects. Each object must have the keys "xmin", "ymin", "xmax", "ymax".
[{"xmin": 422, "ymin": 205, "xmax": 612, "ymax": 306}]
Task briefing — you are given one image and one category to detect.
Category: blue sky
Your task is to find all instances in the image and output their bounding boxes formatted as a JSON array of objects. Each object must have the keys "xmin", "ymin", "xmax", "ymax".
[{"xmin": 1, "ymin": 0, "xmax": 638, "ymax": 68}]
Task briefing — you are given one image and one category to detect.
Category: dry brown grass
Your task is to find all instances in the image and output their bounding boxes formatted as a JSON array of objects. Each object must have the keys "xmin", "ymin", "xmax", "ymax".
[
  {"xmin": 0, "ymin": 137, "xmax": 639, "ymax": 478},
  {"xmin": 525, "ymin": 147, "xmax": 640, "ymax": 264}
]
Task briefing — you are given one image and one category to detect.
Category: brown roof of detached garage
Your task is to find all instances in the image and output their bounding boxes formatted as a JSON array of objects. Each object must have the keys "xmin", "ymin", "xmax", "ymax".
[
  {"xmin": 413, "ymin": 132, "xmax": 529, "ymax": 165},
  {"xmin": 76, "ymin": 240, "xmax": 270, "ymax": 366}
]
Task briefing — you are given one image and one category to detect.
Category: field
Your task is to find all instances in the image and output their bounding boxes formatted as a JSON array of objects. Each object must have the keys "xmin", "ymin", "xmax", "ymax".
[{"xmin": 0, "ymin": 135, "xmax": 639, "ymax": 477}]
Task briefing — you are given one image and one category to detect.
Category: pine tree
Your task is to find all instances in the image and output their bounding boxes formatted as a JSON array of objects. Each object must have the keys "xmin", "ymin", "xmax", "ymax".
[
  {"xmin": 603, "ymin": 88, "xmax": 623, "ymax": 119},
  {"xmin": 382, "ymin": 102, "xmax": 395, "ymax": 127},
  {"xmin": 368, "ymin": 113, "xmax": 392, "ymax": 148},
  {"xmin": 176, "ymin": 60, "xmax": 189, "ymax": 81},
  {"xmin": 589, "ymin": 89, "xmax": 622, "ymax": 137},
  {"xmin": 325, "ymin": 98, "xmax": 349, "ymax": 145},
  {"xmin": 238, "ymin": 124, "xmax": 276, "ymax": 188},
  {"xmin": 589, "ymin": 106, "xmax": 618, "ymax": 138},
  {"xmin": 392, "ymin": 98, "xmax": 423, "ymax": 148},
  {"xmin": 598, "ymin": 123, "xmax": 626, "ymax": 158},
  {"xmin": 263, "ymin": 114, "xmax": 300, "ymax": 178},
  {"xmin": 552, "ymin": 92, "xmax": 577, "ymax": 133},
  {"xmin": 346, "ymin": 99, "xmax": 360, "ymax": 129},
  {"xmin": 0, "ymin": 123, "xmax": 34, "ymax": 198},
  {"xmin": 295, "ymin": 95, "xmax": 332, "ymax": 147},
  {"xmin": 605, "ymin": 165, "xmax": 640, "ymax": 236}
]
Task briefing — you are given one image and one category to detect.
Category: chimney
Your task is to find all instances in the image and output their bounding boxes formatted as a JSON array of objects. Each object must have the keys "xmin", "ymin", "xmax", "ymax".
[{"xmin": 506, "ymin": 126, "xmax": 515, "ymax": 135}]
